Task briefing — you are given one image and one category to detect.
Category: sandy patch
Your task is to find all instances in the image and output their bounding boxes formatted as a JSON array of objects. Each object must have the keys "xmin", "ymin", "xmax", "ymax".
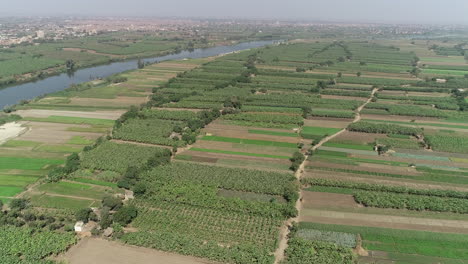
[
  {"xmin": 0, "ymin": 122, "xmax": 27, "ymax": 144},
  {"xmin": 17, "ymin": 109, "xmax": 125, "ymax": 120},
  {"xmin": 60, "ymin": 238, "xmax": 215, "ymax": 264}
]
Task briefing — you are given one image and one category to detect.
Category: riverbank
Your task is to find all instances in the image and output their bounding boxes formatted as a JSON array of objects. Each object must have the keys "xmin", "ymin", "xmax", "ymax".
[{"xmin": 0, "ymin": 40, "xmax": 277, "ymax": 110}]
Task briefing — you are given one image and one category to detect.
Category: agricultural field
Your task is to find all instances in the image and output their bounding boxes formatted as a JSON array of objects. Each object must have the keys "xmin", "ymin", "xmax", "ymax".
[{"xmin": 2, "ymin": 28, "xmax": 468, "ymax": 264}]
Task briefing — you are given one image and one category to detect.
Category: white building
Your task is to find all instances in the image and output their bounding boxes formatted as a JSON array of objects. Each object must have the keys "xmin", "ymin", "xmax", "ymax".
[
  {"xmin": 74, "ymin": 221, "xmax": 84, "ymax": 232},
  {"xmin": 36, "ymin": 30, "xmax": 45, "ymax": 39}
]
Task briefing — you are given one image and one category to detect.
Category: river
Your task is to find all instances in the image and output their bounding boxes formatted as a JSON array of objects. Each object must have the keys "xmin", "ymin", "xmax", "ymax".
[{"xmin": 0, "ymin": 40, "xmax": 278, "ymax": 109}]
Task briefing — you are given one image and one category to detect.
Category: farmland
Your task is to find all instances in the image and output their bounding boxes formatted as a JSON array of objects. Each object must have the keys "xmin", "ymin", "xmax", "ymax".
[{"xmin": 1, "ymin": 25, "xmax": 468, "ymax": 264}]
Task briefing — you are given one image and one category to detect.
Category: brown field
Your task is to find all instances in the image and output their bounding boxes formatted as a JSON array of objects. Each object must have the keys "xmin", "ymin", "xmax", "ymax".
[
  {"xmin": 303, "ymin": 119, "xmax": 351, "ymax": 128},
  {"xmin": 360, "ymin": 114, "xmax": 441, "ymax": 122},
  {"xmin": 307, "ymin": 160, "xmax": 421, "ymax": 176},
  {"xmin": 60, "ymin": 238, "xmax": 215, "ymax": 264},
  {"xmin": 190, "ymin": 140, "xmax": 295, "ymax": 156},
  {"xmin": 180, "ymin": 150, "xmax": 291, "ymax": 165},
  {"xmin": 300, "ymin": 191, "xmax": 468, "ymax": 234},
  {"xmin": 302, "ymin": 190, "xmax": 360, "ymax": 209},
  {"xmin": 331, "ymin": 131, "xmax": 387, "ymax": 144},
  {"xmin": 16, "ymin": 109, "xmax": 124, "ymax": 120},
  {"xmin": 321, "ymin": 95, "xmax": 367, "ymax": 101},
  {"xmin": 17, "ymin": 122, "xmax": 101, "ymax": 144},
  {"xmin": 202, "ymin": 123, "xmax": 299, "ymax": 143},
  {"xmin": 300, "ymin": 208, "xmax": 468, "ymax": 234},
  {"xmin": 69, "ymin": 96, "xmax": 148, "ymax": 107}
]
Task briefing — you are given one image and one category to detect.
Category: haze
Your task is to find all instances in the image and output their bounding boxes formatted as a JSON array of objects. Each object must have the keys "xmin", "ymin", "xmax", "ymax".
[{"xmin": 2, "ymin": 0, "xmax": 468, "ymax": 25}]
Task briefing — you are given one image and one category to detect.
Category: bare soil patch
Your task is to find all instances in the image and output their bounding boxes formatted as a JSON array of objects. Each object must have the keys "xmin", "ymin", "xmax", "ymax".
[
  {"xmin": 307, "ymin": 160, "xmax": 421, "ymax": 176},
  {"xmin": 321, "ymin": 95, "xmax": 367, "ymax": 101},
  {"xmin": 302, "ymin": 190, "xmax": 360, "ymax": 209},
  {"xmin": 203, "ymin": 123, "xmax": 298, "ymax": 143},
  {"xmin": 300, "ymin": 209, "xmax": 468, "ymax": 234},
  {"xmin": 70, "ymin": 97, "xmax": 148, "ymax": 107},
  {"xmin": 18, "ymin": 122, "xmax": 100, "ymax": 144},
  {"xmin": 360, "ymin": 114, "xmax": 440, "ymax": 122},
  {"xmin": 181, "ymin": 150, "xmax": 291, "ymax": 165},
  {"xmin": 303, "ymin": 119, "xmax": 350, "ymax": 128},
  {"xmin": 192, "ymin": 141, "xmax": 295, "ymax": 156},
  {"xmin": 332, "ymin": 131, "xmax": 387, "ymax": 144},
  {"xmin": 60, "ymin": 237, "xmax": 215, "ymax": 264}
]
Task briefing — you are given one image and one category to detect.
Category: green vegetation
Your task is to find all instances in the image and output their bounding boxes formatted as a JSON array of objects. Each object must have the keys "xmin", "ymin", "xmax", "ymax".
[
  {"xmin": 0, "ymin": 157, "xmax": 63, "ymax": 170},
  {"xmin": 300, "ymin": 222, "xmax": 468, "ymax": 260},
  {"xmin": 190, "ymin": 147, "xmax": 291, "ymax": 159},
  {"xmin": 0, "ymin": 225, "xmax": 76, "ymax": 263},
  {"xmin": 425, "ymin": 134, "xmax": 468, "ymax": 154},
  {"xmin": 348, "ymin": 121, "xmax": 422, "ymax": 135},
  {"xmin": 80, "ymin": 141, "xmax": 171, "ymax": 173},
  {"xmin": 201, "ymin": 135, "xmax": 297, "ymax": 148},
  {"xmin": 23, "ymin": 115, "xmax": 114, "ymax": 126},
  {"xmin": 0, "ymin": 114, "xmax": 21, "ymax": 125},
  {"xmin": 301, "ymin": 126, "xmax": 341, "ymax": 140}
]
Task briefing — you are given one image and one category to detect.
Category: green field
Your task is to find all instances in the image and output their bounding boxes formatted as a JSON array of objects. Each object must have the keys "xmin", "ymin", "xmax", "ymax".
[
  {"xmin": 201, "ymin": 135, "xmax": 297, "ymax": 148},
  {"xmin": 189, "ymin": 147, "xmax": 291, "ymax": 159},
  {"xmin": 0, "ymin": 156, "xmax": 63, "ymax": 170},
  {"xmin": 300, "ymin": 222, "xmax": 468, "ymax": 260},
  {"xmin": 22, "ymin": 115, "xmax": 115, "ymax": 126}
]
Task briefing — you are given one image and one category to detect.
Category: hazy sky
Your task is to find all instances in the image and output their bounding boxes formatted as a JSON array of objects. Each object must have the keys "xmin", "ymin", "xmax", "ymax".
[{"xmin": 2, "ymin": 0, "xmax": 468, "ymax": 25}]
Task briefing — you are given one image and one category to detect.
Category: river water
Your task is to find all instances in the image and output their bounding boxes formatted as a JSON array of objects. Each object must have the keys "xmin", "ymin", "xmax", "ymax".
[{"xmin": 0, "ymin": 40, "xmax": 278, "ymax": 109}]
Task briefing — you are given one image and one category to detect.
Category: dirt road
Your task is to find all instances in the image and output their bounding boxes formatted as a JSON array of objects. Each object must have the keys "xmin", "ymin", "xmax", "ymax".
[{"xmin": 273, "ymin": 88, "xmax": 377, "ymax": 264}]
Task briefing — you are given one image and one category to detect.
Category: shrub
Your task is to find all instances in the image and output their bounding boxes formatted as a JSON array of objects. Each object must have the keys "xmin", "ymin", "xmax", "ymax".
[{"xmin": 113, "ymin": 205, "xmax": 138, "ymax": 225}]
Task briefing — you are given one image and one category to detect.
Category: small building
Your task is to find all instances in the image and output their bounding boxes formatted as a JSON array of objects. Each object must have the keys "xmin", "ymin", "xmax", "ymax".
[
  {"xmin": 436, "ymin": 78, "xmax": 447, "ymax": 83},
  {"xmin": 74, "ymin": 221, "xmax": 84, "ymax": 232},
  {"xmin": 36, "ymin": 31, "xmax": 45, "ymax": 39},
  {"xmin": 124, "ymin": 190, "xmax": 134, "ymax": 201}
]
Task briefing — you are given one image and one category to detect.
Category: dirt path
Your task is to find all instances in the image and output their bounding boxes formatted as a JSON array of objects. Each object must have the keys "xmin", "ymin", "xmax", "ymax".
[
  {"xmin": 60, "ymin": 237, "xmax": 216, "ymax": 264},
  {"xmin": 111, "ymin": 139, "xmax": 173, "ymax": 149},
  {"xmin": 273, "ymin": 88, "xmax": 377, "ymax": 264},
  {"xmin": 26, "ymin": 191, "xmax": 98, "ymax": 201}
]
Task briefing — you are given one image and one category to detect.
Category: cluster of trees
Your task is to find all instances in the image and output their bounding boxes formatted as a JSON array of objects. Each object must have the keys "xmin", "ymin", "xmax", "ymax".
[
  {"xmin": 290, "ymin": 151, "xmax": 305, "ymax": 171},
  {"xmin": 47, "ymin": 152, "xmax": 81, "ymax": 182},
  {"xmin": 76, "ymin": 196, "xmax": 138, "ymax": 232},
  {"xmin": 0, "ymin": 198, "xmax": 73, "ymax": 231},
  {"xmin": 348, "ymin": 121, "xmax": 422, "ymax": 136}
]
